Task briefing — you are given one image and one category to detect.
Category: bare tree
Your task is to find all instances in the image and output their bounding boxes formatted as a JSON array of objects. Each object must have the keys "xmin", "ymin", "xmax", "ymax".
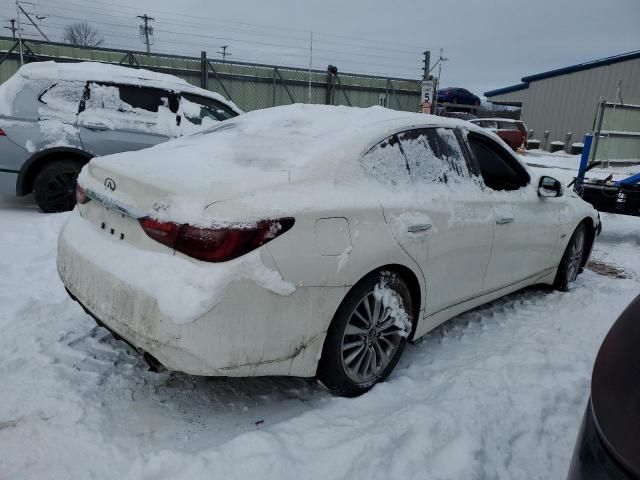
[{"xmin": 62, "ymin": 22, "xmax": 104, "ymax": 47}]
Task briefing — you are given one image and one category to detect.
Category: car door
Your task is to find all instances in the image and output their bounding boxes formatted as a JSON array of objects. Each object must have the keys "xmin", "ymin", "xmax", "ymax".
[
  {"xmin": 466, "ymin": 132, "xmax": 560, "ymax": 292},
  {"xmin": 78, "ymin": 82, "xmax": 179, "ymax": 156},
  {"xmin": 366, "ymin": 127, "xmax": 494, "ymax": 316}
]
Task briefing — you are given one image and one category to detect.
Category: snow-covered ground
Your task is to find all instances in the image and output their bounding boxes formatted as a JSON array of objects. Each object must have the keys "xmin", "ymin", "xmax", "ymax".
[{"xmin": 1, "ymin": 153, "xmax": 639, "ymax": 480}]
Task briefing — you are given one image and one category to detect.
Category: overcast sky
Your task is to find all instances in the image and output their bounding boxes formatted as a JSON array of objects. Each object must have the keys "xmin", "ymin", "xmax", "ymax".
[{"xmin": 2, "ymin": 0, "xmax": 639, "ymax": 96}]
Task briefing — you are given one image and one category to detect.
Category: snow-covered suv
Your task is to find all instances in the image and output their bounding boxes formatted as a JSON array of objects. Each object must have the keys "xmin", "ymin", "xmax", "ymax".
[{"xmin": 0, "ymin": 61, "xmax": 241, "ymax": 212}]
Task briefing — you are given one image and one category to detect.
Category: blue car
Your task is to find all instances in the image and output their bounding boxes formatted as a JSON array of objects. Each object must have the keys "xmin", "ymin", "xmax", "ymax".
[{"xmin": 436, "ymin": 87, "xmax": 481, "ymax": 106}]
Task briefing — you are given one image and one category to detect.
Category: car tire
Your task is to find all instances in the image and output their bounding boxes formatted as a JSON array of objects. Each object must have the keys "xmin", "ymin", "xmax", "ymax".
[
  {"xmin": 34, "ymin": 160, "xmax": 83, "ymax": 213},
  {"xmin": 554, "ymin": 224, "xmax": 587, "ymax": 291},
  {"xmin": 317, "ymin": 270, "xmax": 413, "ymax": 397}
]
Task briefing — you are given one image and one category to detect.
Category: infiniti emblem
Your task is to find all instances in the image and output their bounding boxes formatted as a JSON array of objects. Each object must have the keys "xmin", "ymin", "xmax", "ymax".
[{"xmin": 104, "ymin": 177, "xmax": 116, "ymax": 192}]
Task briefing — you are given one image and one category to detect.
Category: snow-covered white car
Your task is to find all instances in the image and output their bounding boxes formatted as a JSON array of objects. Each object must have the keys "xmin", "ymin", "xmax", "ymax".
[
  {"xmin": 0, "ymin": 61, "xmax": 241, "ymax": 212},
  {"xmin": 57, "ymin": 104, "xmax": 599, "ymax": 396}
]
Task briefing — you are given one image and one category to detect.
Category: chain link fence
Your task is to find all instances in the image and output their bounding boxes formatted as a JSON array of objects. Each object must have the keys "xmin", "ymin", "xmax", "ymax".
[{"xmin": 0, "ymin": 36, "xmax": 422, "ymax": 113}]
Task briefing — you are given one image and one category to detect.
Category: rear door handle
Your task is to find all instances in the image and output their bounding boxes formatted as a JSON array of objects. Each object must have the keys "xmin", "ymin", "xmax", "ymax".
[
  {"xmin": 496, "ymin": 216, "xmax": 515, "ymax": 225},
  {"xmin": 408, "ymin": 224, "xmax": 432, "ymax": 233}
]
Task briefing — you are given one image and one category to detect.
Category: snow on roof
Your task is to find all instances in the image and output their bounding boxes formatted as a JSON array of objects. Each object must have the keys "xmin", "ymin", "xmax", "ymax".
[
  {"xmin": 3, "ymin": 61, "xmax": 238, "ymax": 111},
  {"xmin": 85, "ymin": 104, "xmax": 483, "ymax": 203},
  {"xmin": 95, "ymin": 103, "xmax": 474, "ymax": 177}
]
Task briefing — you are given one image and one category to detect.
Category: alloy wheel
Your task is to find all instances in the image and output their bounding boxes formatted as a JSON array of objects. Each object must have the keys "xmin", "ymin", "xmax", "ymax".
[
  {"xmin": 567, "ymin": 228, "xmax": 585, "ymax": 282},
  {"xmin": 340, "ymin": 291, "xmax": 404, "ymax": 383}
]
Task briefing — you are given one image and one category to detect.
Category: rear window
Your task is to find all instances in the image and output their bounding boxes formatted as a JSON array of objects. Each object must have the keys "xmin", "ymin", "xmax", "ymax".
[{"xmin": 497, "ymin": 121, "xmax": 520, "ymax": 131}]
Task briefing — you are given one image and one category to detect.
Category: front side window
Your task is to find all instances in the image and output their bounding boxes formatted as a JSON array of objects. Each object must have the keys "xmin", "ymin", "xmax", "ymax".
[
  {"xmin": 467, "ymin": 133, "xmax": 529, "ymax": 191},
  {"xmin": 361, "ymin": 134, "xmax": 410, "ymax": 186},
  {"xmin": 397, "ymin": 128, "xmax": 471, "ymax": 184},
  {"xmin": 180, "ymin": 93, "xmax": 238, "ymax": 124}
]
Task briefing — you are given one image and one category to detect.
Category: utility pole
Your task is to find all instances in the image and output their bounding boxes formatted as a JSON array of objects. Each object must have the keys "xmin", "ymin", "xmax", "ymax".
[
  {"xmin": 16, "ymin": 1, "xmax": 48, "ymax": 41},
  {"xmin": 433, "ymin": 49, "xmax": 448, "ymax": 113},
  {"xmin": 4, "ymin": 19, "xmax": 17, "ymax": 39},
  {"xmin": 308, "ymin": 31, "xmax": 313, "ymax": 103},
  {"xmin": 137, "ymin": 14, "xmax": 154, "ymax": 55},
  {"xmin": 15, "ymin": 1, "xmax": 24, "ymax": 65},
  {"xmin": 217, "ymin": 45, "xmax": 231, "ymax": 63},
  {"xmin": 422, "ymin": 50, "xmax": 430, "ymax": 80}
]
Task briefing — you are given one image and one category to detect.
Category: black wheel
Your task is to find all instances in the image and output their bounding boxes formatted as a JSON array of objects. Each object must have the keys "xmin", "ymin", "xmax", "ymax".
[
  {"xmin": 33, "ymin": 160, "xmax": 83, "ymax": 213},
  {"xmin": 317, "ymin": 270, "xmax": 414, "ymax": 397},
  {"xmin": 554, "ymin": 224, "xmax": 587, "ymax": 291}
]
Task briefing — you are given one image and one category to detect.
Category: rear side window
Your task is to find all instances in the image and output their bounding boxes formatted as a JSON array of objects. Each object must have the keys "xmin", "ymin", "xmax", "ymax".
[
  {"xmin": 467, "ymin": 133, "xmax": 529, "ymax": 191},
  {"xmin": 397, "ymin": 128, "xmax": 471, "ymax": 184},
  {"xmin": 118, "ymin": 85, "xmax": 177, "ymax": 113},
  {"xmin": 84, "ymin": 83, "xmax": 177, "ymax": 113},
  {"xmin": 39, "ymin": 81, "xmax": 84, "ymax": 114},
  {"xmin": 180, "ymin": 93, "xmax": 237, "ymax": 124},
  {"xmin": 361, "ymin": 134, "xmax": 411, "ymax": 186}
]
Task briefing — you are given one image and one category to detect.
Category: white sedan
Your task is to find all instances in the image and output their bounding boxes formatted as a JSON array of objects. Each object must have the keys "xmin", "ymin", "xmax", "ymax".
[{"xmin": 57, "ymin": 104, "xmax": 599, "ymax": 396}]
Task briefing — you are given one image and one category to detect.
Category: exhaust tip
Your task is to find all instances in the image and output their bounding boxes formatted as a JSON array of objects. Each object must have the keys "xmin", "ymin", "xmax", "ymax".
[{"xmin": 142, "ymin": 351, "xmax": 167, "ymax": 373}]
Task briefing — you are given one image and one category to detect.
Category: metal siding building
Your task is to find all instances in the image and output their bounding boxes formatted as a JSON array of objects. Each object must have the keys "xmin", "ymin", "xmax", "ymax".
[{"xmin": 485, "ymin": 51, "xmax": 640, "ymax": 148}]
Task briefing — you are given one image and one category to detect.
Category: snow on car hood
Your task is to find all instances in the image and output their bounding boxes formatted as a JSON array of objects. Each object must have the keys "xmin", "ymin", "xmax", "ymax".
[{"xmin": 79, "ymin": 104, "xmax": 472, "ymax": 222}]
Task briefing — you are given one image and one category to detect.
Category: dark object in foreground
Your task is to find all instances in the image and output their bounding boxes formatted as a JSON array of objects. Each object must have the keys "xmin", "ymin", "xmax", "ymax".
[
  {"xmin": 575, "ymin": 176, "xmax": 640, "ymax": 217},
  {"xmin": 567, "ymin": 295, "xmax": 640, "ymax": 480}
]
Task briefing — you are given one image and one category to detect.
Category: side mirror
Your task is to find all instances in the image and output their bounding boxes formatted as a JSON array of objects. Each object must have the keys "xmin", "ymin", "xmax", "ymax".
[{"xmin": 538, "ymin": 176, "xmax": 563, "ymax": 198}]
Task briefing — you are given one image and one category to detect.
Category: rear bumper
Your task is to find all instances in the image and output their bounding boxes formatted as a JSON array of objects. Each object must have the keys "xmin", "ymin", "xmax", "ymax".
[{"xmin": 57, "ymin": 211, "xmax": 345, "ymax": 377}]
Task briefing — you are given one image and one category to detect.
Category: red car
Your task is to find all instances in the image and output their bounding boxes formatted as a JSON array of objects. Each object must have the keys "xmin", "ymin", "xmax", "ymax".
[{"xmin": 470, "ymin": 118, "xmax": 528, "ymax": 150}]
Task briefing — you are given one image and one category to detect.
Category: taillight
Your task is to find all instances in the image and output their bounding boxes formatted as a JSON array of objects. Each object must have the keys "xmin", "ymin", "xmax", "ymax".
[
  {"xmin": 138, "ymin": 217, "xmax": 295, "ymax": 262},
  {"xmin": 0, "ymin": 128, "xmax": 6, "ymax": 136},
  {"xmin": 75, "ymin": 183, "xmax": 90, "ymax": 204}
]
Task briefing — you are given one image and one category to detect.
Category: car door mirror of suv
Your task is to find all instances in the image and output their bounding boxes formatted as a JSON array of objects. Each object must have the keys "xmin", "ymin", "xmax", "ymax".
[{"xmin": 538, "ymin": 176, "xmax": 563, "ymax": 197}]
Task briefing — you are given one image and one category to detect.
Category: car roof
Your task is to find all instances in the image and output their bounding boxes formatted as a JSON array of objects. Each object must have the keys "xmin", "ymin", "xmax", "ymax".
[{"xmin": 12, "ymin": 61, "xmax": 240, "ymax": 111}]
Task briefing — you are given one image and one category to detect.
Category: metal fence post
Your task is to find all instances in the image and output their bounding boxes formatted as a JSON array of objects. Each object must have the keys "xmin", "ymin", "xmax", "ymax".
[
  {"xmin": 200, "ymin": 51, "xmax": 207, "ymax": 89},
  {"xmin": 272, "ymin": 67, "xmax": 277, "ymax": 106},
  {"xmin": 325, "ymin": 67, "xmax": 334, "ymax": 105},
  {"xmin": 591, "ymin": 100, "xmax": 606, "ymax": 164}
]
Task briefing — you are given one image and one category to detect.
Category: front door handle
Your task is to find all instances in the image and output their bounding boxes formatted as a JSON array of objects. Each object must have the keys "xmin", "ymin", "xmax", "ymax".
[
  {"xmin": 408, "ymin": 224, "xmax": 432, "ymax": 233},
  {"xmin": 84, "ymin": 123, "xmax": 108, "ymax": 131},
  {"xmin": 496, "ymin": 216, "xmax": 515, "ymax": 225}
]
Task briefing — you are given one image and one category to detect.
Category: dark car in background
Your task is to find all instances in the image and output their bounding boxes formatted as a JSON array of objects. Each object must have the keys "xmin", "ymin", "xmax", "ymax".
[
  {"xmin": 567, "ymin": 295, "xmax": 640, "ymax": 480},
  {"xmin": 436, "ymin": 87, "xmax": 481, "ymax": 106},
  {"xmin": 470, "ymin": 118, "xmax": 528, "ymax": 150}
]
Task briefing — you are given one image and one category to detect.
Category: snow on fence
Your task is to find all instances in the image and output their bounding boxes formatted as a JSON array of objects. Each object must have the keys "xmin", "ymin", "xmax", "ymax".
[{"xmin": 0, "ymin": 36, "xmax": 422, "ymax": 113}]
